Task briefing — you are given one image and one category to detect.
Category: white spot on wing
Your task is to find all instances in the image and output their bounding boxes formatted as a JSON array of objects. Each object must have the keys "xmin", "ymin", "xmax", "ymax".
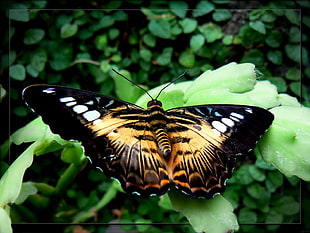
[
  {"xmin": 84, "ymin": 100, "xmax": 94, "ymax": 105},
  {"xmin": 105, "ymin": 99, "xmax": 114, "ymax": 108},
  {"xmin": 230, "ymin": 112, "xmax": 244, "ymax": 119},
  {"xmin": 245, "ymin": 108, "xmax": 253, "ymax": 114},
  {"xmin": 211, "ymin": 121, "xmax": 227, "ymax": 133},
  {"xmin": 212, "ymin": 128, "xmax": 222, "ymax": 136},
  {"xmin": 43, "ymin": 88, "xmax": 55, "ymax": 94},
  {"xmin": 65, "ymin": 101, "xmax": 77, "ymax": 107},
  {"xmin": 83, "ymin": 110, "xmax": 101, "ymax": 121},
  {"xmin": 92, "ymin": 119, "xmax": 102, "ymax": 125},
  {"xmin": 73, "ymin": 104, "xmax": 88, "ymax": 114},
  {"xmin": 221, "ymin": 117, "xmax": 234, "ymax": 127},
  {"xmin": 230, "ymin": 116, "xmax": 240, "ymax": 122},
  {"xmin": 60, "ymin": 96, "xmax": 75, "ymax": 102}
]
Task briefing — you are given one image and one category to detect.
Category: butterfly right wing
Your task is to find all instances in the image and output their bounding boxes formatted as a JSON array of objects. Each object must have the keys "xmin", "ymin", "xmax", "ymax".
[
  {"xmin": 23, "ymin": 85, "xmax": 170, "ymax": 197},
  {"xmin": 166, "ymin": 104, "xmax": 274, "ymax": 198}
]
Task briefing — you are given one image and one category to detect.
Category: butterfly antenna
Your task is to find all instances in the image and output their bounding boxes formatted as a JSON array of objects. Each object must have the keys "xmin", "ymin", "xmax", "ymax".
[
  {"xmin": 112, "ymin": 68, "xmax": 153, "ymax": 100},
  {"xmin": 154, "ymin": 70, "xmax": 188, "ymax": 100}
]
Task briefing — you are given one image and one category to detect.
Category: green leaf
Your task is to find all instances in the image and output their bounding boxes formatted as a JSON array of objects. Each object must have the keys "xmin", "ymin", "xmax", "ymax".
[
  {"xmin": 10, "ymin": 64, "xmax": 26, "ymax": 81},
  {"xmin": 100, "ymin": 60, "xmax": 111, "ymax": 73},
  {"xmin": 288, "ymin": 27, "xmax": 300, "ymax": 43},
  {"xmin": 285, "ymin": 10, "xmax": 300, "ymax": 25},
  {"xmin": 140, "ymin": 48, "xmax": 152, "ymax": 62},
  {"xmin": 111, "ymin": 69, "xmax": 144, "ymax": 103},
  {"xmin": 95, "ymin": 34, "xmax": 108, "ymax": 51},
  {"xmin": 190, "ymin": 34, "xmax": 204, "ymax": 52},
  {"xmin": 14, "ymin": 182, "xmax": 37, "ymax": 205},
  {"xmin": 179, "ymin": 49, "xmax": 195, "ymax": 67},
  {"xmin": 0, "ymin": 141, "xmax": 35, "ymax": 207},
  {"xmin": 260, "ymin": 106, "xmax": 310, "ymax": 181},
  {"xmin": 266, "ymin": 77, "xmax": 287, "ymax": 92},
  {"xmin": 249, "ymin": 20, "xmax": 266, "ymax": 34},
  {"xmin": 239, "ymin": 208, "xmax": 257, "ymax": 223},
  {"xmin": 180, "ymin": 18, "xmax": 197, "ymax": 33},
  {"xmin": 61, "ymin": 145, "xmax": 84, "ymax": 164},
  {"xmin": 169, "ymin": 187, "xmax": 239, "ymax": 233},
  {"xmin": 243, "ymin": 195, "xmax": 258, "ymax": 209},
  {"xmin": 9, "ymin": 9, "xmax": 29, "ymax": 22},
  {"xmin": 148, "ymin": 19, "xmax": 171, "ymax": 39},
  {"xmin": 303, "ymin": 16, "xmax": 310, "ymax": 28},
  {"xmin": 232, "ymin": 165, "xmax": 254, "ymax": 185},
  {"xmin": 169, "ymin": 1, "xmax": 188, "ymax": 18},
  {"xmin": 248, "ymin": 165, "xmax": 266, "ymax": 182},
  {"xmin": 246, "ymin": 183, "xmax": 266, "ymax": 199},
  {"xmin": 13, "ymin": 106, "xmax": 28, "ymax": 117},
  {"xmin": 185, "ymin": 63, "xmax": 279, "ymax": 108},
  {"xmin": 108, "ymin": 28, "xmax": 120, "ymax": 40},
  {"xmin": 30, "ymin": 48, "xmax": 48, "ymax": 72},
  {"xmin": 222, "ymin": 35, "xmax": 233, "ymax": 45},
  {"xmin": 171, "ymin": 23, "xmax": 182, "ymax": 36},
  {"xmin": 212, "ymin": 10, "xmax": 232, "ymax": 22},
  {"xmin": 61, "ymin": 23, "xmax": 78, "ymax": 38},
  {"xmin": 241, "ymin": 49, "xmax": 264, "ymax": 66},
  {"xmin": 98, "ymin": 15, "xmax": 115, "ymax": 28},
  {"xmin": 249, "ymin": 9, "xmax": 262, "ymax": 21},
  {"xmin": 267, "ymin": 50, "xmax": 282, "ymax": 65},
  {"xmin": 273, "ymin": 196, "xmax": 300, "ymax": 215},
  {"xmin": 135, "ymin": 219, "xmax": 152, "ymax": 232},
  {"xmin": 237, "ymin": 25, "xmax": 263, "ymax": 46},
  {"xmin": 72, "ymin": 181, "xmax": 119, "ymax": 223},
  {"xmin": 24, "ymin": 28, "xmax": 45, "ymax": 45},
  {"xmin": 0, "ymin": 208, "xmax": 12, "ymax": 233},
  {"xmin": 289, "ymin": 82, "xmax": 307, "ymax": 99},
  {"xmin": 26, "ymin": 64, "xmax": 39, "ymax": 77},
  {"xmin": 143, "ymin": 33, "xmax": 156, "ymax": 47},
  {"xmin": 193, "ymin": 1, "xmax": 215, "ymax": 17},
  {"xmin": 135, "ymin": 81, "xmax": 192, "ymax": 110},
  {"xmin": 156, "ymin": 47, "xmax": 173, "ymax": 66},
  {"xmin": 285, "ymin": 67, "xmax": 300, "ymax": 80},
  {"xmin": 265, "ymin": 30, "xmax": 283, "ymax": 48},
  {"xmin": 198, "ymin": 23, "xmax": 222, "ymax": 43},
  {"xmin": 265, "ymin": 210, "xmax": 283, "ymax": 223},
  {"xmin": 261, "ymin": 10, "xmax": 277, "ymax": 23},
  {"xmin": 266, "ymin": 171, "xmax": 283, "ymax": 192}
]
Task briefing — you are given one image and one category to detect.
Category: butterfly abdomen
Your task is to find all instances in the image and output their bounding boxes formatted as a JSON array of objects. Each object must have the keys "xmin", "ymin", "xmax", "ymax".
[{"xmin": 147, "ymin": 100, "xmax": 172, "ymax": 157}]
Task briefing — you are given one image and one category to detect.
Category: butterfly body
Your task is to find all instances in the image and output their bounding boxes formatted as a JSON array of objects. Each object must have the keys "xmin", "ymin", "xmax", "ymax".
[{"xmin": 23, "ymin": 84, "xmax": 274, "ymax": 198}]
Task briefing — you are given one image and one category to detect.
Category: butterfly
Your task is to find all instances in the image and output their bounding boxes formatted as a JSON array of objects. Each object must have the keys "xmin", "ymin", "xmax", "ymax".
[{"xmin": 22, "ymin": 80, "xmax": 274, "ymax": 199}]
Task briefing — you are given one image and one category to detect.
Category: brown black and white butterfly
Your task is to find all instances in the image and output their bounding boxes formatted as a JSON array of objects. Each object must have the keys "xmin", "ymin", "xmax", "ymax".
[{"xmin": 22, "ymin": 79, "xmax": 273, "ymax": 199}]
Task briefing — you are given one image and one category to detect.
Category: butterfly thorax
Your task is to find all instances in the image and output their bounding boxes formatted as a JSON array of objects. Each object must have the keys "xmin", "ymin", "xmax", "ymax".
[{"xmin": 147, "ymin": 99, "xmax": 172, "ymax": 157}]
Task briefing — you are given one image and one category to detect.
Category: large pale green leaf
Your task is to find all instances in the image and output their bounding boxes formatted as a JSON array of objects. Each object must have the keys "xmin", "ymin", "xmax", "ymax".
[
  {"xmin": 0, "ymin": 142, "xmax": 35, "ymax": 207},
  {"xmin": 0, "ymin": 208, "xmax": 12, "ymax": 233},
  {"xmin": 169, "ymin": 188, "xmax": 239, "ymax": 233},
  {"xmin": 184, "ymin": 62, "xmax": 257, "ymax": 100},
  {"xmin": 259, "ymin": 106, "xmax": 310, "ymax": 181}
]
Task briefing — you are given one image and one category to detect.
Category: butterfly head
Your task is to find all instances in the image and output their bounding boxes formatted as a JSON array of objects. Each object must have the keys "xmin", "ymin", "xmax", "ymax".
[{"xmin": 147, "ymin": 99, "xmax": 162, "ymax": 108}]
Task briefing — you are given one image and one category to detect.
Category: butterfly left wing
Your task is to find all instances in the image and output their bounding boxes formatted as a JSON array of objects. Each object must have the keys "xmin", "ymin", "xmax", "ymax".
[
  {"xmin": 23, "ymin": 85, "xmax": 170, "ymax": 197},
  {"xmin": 166, "ymin": 104, "xmax": 274, "ymax": 198}
]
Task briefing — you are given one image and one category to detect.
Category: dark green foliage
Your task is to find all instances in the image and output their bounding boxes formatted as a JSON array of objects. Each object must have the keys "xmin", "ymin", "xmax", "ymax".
[{"xmin": 1, "ymin": 1, "xmax": 309, "ymax": 233}]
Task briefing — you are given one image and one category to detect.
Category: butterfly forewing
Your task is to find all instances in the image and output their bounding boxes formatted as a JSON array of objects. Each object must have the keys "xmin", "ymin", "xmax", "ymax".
[{"xmin": 23, "ymin": 84, "xmax": 274, "ymax": 199}]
